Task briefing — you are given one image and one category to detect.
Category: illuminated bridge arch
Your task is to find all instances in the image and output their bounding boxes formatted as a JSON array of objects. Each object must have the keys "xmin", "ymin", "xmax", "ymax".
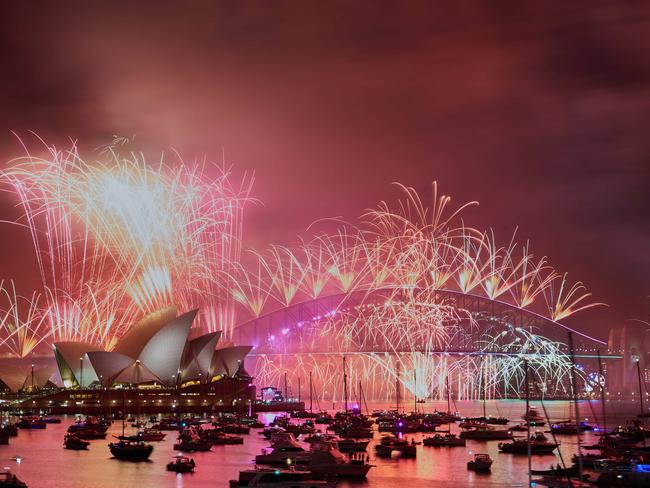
[
  {"xmin": 232, "ymin": 288, "xmax": 614, "ymax": 401},
  {"xmin": 232, "ymin": 287, "xmax": 606, "ymax": 355}
]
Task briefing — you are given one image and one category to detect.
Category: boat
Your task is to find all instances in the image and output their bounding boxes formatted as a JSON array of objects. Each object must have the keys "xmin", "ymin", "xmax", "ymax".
[
  {"xmin": 306, "ymin": 441, "xmax": 372, "ymax": 477},
  {"xmin": 68, "ymin": 417, "xmax": 109, "ymax": 433},
  {"xmin": 174, "ymin": 427, "xmax": 212, "ymax": 451},
  {"xmin": 155, "ymin": 419, "xmax": 184, "ymax": 431},
  {"xmin": 374, "ymin": 435, "xmax": 416, "ymax": 458},
  {"xmin": 118, "ymin": 428, "xmax": 166, "ymax": 442},
  {"xmin": 166, "ymin": 455, "xmax": 195, "ymax": 473},
  {"xmin": 522, "ymin": 406, "xmax": 546, "ymax": 426},
  {"xmin": 64, "ymin": 433, "xmax": 90, "ymax": 450},
  {"xmin": 314, "ymin": 413, "xmax": 334, "ymax": 425},
  {"xmin": 460, "ymin": 423, "xmax": 512, "ymax": 440},
  {"xmin": 467, "ymin": 453, "xmax": 493, "ymax": 472},
  {"xmin": 74, "ymin": 428, "xmax": 107, "ymax": 440},
  {"xmin": 261, "ymin": 427, "xmax": 285, "ymax": 439},
  {"xmin": 229, "ymin": 468, "xmax": 337, "ymax": 487},
  {"xmin": 68, "ymin": 419, "xmax": 108, "ymax": 438},
  {"xmin": 173, "ymin": 438, "xmax": 212, "ymax": 452},
  {"xmin": 530, "ymin": 464, "xmax": 580, "ymax": 477},
  {"xmin": 572, "ymin": 453, "xmax": 605, "ymax": 469},
  {"xmin": 303, "ymin": 433, "xmax": 337, "ymax": 444},
  {"xmin": 109, "ymin": 394, "xmax": 153, "ymax": 461},
  {"xmin": 1, "ymin": 424, "xmax": 18, "ymax": 437},
  {"xmin": 138, "ymin": 428, "xmax": 166, "ymax": 441},
  {"xmin": 208, "ymin": 433, "xmax": 244, "ymax": 445},
  {"xmin": 256, "ymin": 433, "xmax": 307, "ymax": 465},
  {"xmin": 596, "ymin": 463, "xmax": 650, "ymax": 487},
  {"xmin": 303, "ymin": 434, "xmax": 368, "ymax": 453},
  {"xmin": 423, "ymin": 432, "xmax": 466, "ymax": 447},
  {"xmin": 108, "ymin": 440, "xmax": 154, "ymax": 461},
  {"xmin": 43, "ymin": 416, "xmax": 61, "ymax": 424},
  {"xmin": 223, "ymin": 424, "xmax": 251, "ymax": 435},
  {"xmin": 531, "ymin": 476, "xmax": 592, "ymax": 487},
  {"xmin": 335, "ymin": 438, "xmax": 369, "ymax": 453},
  {"xmin": 485, "ymin": 416, "xmax": 509, "ymax": 425},
  {"xmin": 0, "ymin": 470, "xmax": 28, "ymax": 488},
  {"xmin": 498, "ymin": 431, "xmax": 559, "ymax": 454},
  {"xmin": 550, "ymin": 421, "xmax": 584, "ymax": 435},
  {"xmin": 291, "ymin": 410, "xmax": 319, "ymax": 419},
  {"xmin": 16, "ymin": 417, "xmax": 46, "ymax": 429}
]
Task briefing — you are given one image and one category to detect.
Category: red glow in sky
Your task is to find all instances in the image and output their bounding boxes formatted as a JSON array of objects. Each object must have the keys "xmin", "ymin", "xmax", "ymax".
[{"xmin": 1, "ymin": 2, "xmax": 649, "ymax": 336}]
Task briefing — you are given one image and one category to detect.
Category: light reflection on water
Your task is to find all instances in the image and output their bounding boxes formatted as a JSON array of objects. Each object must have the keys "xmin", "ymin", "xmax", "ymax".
[{"xmin": 1, "ymin": 400, "xmax": 643, "ymax": 488}]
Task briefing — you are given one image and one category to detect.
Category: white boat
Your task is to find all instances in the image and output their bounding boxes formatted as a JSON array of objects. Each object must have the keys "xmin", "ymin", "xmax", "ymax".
[
  {"xmin": 229, "ymin": 468, "xmax": 337, "ymax": 487},
  {"xmin": 256, "ymin": 433, "xmax": 308, "ymax": 465},
  {"xmin": 307, "ymin": 441, "xmax": 372, "ymax": 477},
  {"xmin": 459, "ymin": 423, "xmax": 512, "ymax": 440}
]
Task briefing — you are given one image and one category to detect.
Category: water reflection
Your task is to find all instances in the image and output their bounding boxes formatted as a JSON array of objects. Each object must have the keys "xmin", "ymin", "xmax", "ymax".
[{"xmin": 1, "ymin": 400, "xmax": 642, "ymax": 487}]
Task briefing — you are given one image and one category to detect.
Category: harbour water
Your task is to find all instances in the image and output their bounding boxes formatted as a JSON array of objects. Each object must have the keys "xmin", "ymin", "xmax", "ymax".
[{"xmin": 2, "ymin": 400, "xmax": 644, "ymax": 487}]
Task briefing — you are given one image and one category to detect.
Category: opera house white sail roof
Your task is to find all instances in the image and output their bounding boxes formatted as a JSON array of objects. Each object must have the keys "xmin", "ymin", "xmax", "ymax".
[{"xmin": 50, "ymin": 308, "xmax": 252, "ymax": 389}]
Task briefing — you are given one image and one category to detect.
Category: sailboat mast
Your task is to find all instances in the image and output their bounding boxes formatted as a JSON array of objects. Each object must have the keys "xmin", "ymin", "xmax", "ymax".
[
  {"xmin": 414, "ymin": 369, "xmax": 417, "ymax": 413},
  {"xmin": 481, "ymin": 357, "xmax": 486, "ymax": 419},
  {"xmin": 343, "ymin": 356, "xmax": 348, "ymax": 413},
  {"xmin": 309, "ymin": 371, "xmax": 313, "ymax": 413},
  {"xmin": 637, "ymin": 359, "xmax": 645, "ymax": 415},
  {"xmin": 446, "ymin": 375, "xmax": 451, "ymax": 414},
  {"xmin": 568, "ymin": 333, "xmax": 583, "ymax": 482},
  {"xmin": 636, "ymin": 359, "xmax": 646, "ymax": 446},
  {"xmin": 122, "ymin": 389, "xmax": 126, "ymax": 438}
]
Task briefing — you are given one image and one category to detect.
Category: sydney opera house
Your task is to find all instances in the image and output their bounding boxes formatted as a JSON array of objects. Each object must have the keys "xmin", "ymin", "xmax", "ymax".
[{"xmin": 0, "ymin": 308, "xmax": 257, "ymax": 413}]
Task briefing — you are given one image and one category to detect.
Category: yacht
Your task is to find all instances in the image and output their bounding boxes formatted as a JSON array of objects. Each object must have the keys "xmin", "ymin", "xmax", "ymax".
[
  {"xmin": 174, "ymin": 438, "xmax": 212, "ymax": 452},
  {"xmin": 16, "ymin": 417, "xmax": 46, "ymax": 429},
  {"xmin": 522, "ymin": 406, "xmax": 546, "ymax": 426},
  {"xmin": 596, "ymin": 463, "xmax": 650, "ymax": 487},
  {"xmin": 64, "ymin": 433, "xmax": 90, "ymax": 450},
  {"xmin": 303, "ymin": 434, "xmax": 368, "ymax": 453},
  {"xmin": 550, "ymin": 421, "xmax": 583, "ymax": 435},
  {"xmin": 306, "ymin": 441, "xmax": 372, "ymax": 477},
  {"xmin": 208, "ymin": 432, "xmax": 244, "ymax": 445},
  {"xmin": 108, "ymin": 440, "xmax": 154, "ymax": 461},
  {"xmin": 335, "ymin": 438, "xmax": 369, "ymax": 453},
  {"xmin": 423, "ymin": 432, "xmax": 466, "ymax": 447},
  {"xmin": 374, "ymin": 435, "xmax": 416, "ymax": 458},
  {"xmin": 166, "ymin": 455, "xmax": 195, "ymax": 473},
  {"xmin": 230, "ymin": 468, "xmax": 337, "ymax": 487},
  {"xmin": 459, "ymin": 423, "xmax": 512, "ymax": 440},
  {"xmin": 256, "ymin": 433, "xmax": 307, "ymax": 465},
  {"xmin": 498, "ymin": 431, "xmax": 559, "ymax": 454},
  {"xmin": 174, "ymin": 428, "xmax": 212, "ymax": 451},
  {"xmin": 467, "ymin": 453, "xmax": 493, "ymax": 472},
  {"xmin": 119, "ymin": 428, "xmax": 166, "ymax": 442}
]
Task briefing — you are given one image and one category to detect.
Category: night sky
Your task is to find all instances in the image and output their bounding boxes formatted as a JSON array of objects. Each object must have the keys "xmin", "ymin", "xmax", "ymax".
[{"xmin": 1, "ymin": 2, "xmax": 649, "ymax": 338}]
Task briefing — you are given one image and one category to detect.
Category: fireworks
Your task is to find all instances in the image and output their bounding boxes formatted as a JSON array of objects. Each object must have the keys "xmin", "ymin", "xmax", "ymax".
[
  {"xmin": 0, "ymin": 139, "xmax": 252, "ymax": 352},
  {"xmin": 233, "ymin": 182, "xmax": 604, "ymax": 399},
  {"xmin": 0, "ymin": 140, "xmax": 604, "ymax": 399}
]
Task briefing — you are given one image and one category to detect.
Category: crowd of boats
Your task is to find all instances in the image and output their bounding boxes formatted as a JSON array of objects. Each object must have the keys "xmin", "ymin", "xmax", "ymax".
[{"xmin": 1, "ymin": 399, "xmax": 650, "ymax": 487}]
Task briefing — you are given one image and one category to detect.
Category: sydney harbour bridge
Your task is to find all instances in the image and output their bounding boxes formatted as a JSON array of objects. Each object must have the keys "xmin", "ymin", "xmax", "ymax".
[{"xmin": 231, "ymin": 286, "xmax": 611, "ymax": 402}]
